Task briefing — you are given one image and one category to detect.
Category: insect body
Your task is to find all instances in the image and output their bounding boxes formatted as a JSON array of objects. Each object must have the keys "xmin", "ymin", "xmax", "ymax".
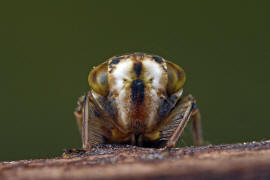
[{"xmin": 75, "ymin": 53, "xmax": 203, "ymax": 149}]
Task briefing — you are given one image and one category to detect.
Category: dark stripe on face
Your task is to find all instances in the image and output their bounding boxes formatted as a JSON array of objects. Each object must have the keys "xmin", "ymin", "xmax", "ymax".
[
  {"xmin": 131, "ymin": 79, "xmax": 145, "ymax": 105},
  {"xmin": 133, "ymin": 62, "xmax": 142, "ymax": 77},
  {"xmin": 109, "ymin": 57, "xmax": 120, "ymax": 67},
  {"xmin": 152, "ymin": 55, "xmax": 164, "ymax": 64}
]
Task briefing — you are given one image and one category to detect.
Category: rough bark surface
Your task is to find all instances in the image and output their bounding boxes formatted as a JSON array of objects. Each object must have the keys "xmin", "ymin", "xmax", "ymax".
[{"xmin": 1, "ymin": 140, "xmax": 270, "ymax": 180}]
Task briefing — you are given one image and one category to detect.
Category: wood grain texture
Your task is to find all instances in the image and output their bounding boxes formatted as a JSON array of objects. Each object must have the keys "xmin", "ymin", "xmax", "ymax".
[{"xmin": 1, "ymin": 140, "xmax": 270, "ymax": 180}]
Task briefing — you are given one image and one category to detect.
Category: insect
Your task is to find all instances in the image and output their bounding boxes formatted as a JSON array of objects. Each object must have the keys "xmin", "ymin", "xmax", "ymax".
[{"xmin": 74, "ymin": 53, "xmax": 203, "ymax": 149}]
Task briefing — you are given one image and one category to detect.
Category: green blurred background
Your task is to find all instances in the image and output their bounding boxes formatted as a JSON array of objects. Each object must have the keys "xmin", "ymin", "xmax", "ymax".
[{"xmin": 0, "ymin": 1, "xmax": 269, "ymax": 161}]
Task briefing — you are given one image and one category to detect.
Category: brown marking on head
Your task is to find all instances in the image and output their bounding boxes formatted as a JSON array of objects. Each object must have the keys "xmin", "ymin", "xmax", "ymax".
[{"xmin": 129, "ymin": 100, "xmax": 148, "ymax": 132}]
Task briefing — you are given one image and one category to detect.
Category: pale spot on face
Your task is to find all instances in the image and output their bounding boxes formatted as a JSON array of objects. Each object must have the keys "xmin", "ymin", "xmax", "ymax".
[
  {"xmin": 109, "ymin": 58, "xmax": 134, "ymax": 129},
  {"xmin": 110, "ymin": 59, "xmax": 133, "ymax": 92},
  {"xmin": 142, "ymin": 58, "xmax": 167, "ymax": 90}
]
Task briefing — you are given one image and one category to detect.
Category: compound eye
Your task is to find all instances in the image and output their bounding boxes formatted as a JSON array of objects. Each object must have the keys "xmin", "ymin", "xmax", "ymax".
[
  {"xmin": 166, "ymin": 61, "xmax": 186, "ymax": 95},
  {"xmin": 88, "ymin": 62, "xmax": 109, "ymax": 96}
]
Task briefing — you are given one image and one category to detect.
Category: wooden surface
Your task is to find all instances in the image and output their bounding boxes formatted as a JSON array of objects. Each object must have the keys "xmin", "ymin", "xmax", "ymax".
[{"xmin": 1, "ymin": 140, "xmax": 270, "ymax": 180}]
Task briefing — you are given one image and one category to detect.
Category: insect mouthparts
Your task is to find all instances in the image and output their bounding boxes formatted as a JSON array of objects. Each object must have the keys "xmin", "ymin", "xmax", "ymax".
[{"xmin": 131, "ymin": 79, "xmax": 145, "ymax": 105}]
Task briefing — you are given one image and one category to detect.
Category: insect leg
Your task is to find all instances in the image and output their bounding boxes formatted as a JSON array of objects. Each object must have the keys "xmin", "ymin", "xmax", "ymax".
[
  {"xmin": 82, "ymin": 92, "xmax": 90, "ymax": 149},
  {"xmin": 165, "ymin": 95, "xmax": 203, "ymax": 148},
  {"xmin": 74, "ymin": 91, "xmax": 111, "ymax": 151},
  {"xmin": 191, "ymin": 104, "xmax": 204, "ymax": 146}
]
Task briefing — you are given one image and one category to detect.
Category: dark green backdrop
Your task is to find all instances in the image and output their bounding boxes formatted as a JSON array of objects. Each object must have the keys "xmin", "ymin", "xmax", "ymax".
[{"xmin": 0, "ymin": 1, "xmax": 269, "ymax": 161}]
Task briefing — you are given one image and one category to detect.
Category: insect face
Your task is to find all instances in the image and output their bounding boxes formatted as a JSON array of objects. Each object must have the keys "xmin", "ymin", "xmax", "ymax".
[
  {"xmin": 76, "ymin": 53, "xmax": 202, "ymax": 148},
  {"xmin": 107, "ymin": 55, "xmax": 169, "ymax": 133}
]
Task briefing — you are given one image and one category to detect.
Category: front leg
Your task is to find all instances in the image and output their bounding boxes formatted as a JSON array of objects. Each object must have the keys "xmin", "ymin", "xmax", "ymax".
[
  {"xmin": 74, "ymin": 91, "xmax": 114, "ymax": 150},
  {"xmin": 74, "ymin": 92, "xmax": 92, "ymax": 149},
  {"xmin": 64, "ymin": 92, "xmax": 102, "ymax": 157},
  {"xmin": 82, "ymin": 92, "xmax": 90, "ymax": 149},
  {"xmin": 165, "ymin": 95, "xmax": 203, "ymax": 148}
]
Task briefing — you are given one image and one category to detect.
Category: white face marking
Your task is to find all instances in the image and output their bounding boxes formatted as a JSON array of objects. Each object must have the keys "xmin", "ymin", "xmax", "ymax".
[
  {"xmin": 142, "ymin": 58, "xmax": 165, "ymax": 90},
  {"xmin": 110, "ymin": 59, "xmax": 133, "ymax": 92},
  {"xmin": 117, "ymin": 89, "xmax": 130, "ymax": 127},
  {"xmin": 109, "ymin": 59, "xmax": 134, "ymax": 128}
]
